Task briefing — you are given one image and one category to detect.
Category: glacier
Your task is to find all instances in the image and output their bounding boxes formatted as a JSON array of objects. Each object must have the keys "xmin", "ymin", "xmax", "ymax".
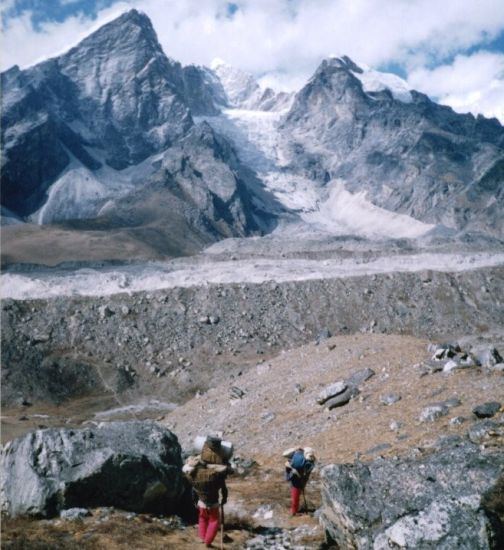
[{"xmin": 3, "ymin": 252, "xmax": 504, "ymax": 300}]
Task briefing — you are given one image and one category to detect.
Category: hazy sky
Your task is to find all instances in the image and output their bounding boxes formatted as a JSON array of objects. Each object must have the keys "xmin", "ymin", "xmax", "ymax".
[{"xmin": 2, "ymin": 0, "xmax": 504, "ymax": 122}]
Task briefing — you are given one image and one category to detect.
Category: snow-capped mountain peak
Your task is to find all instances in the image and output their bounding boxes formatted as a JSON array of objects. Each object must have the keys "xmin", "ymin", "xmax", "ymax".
[
  {"xmin": 210, "ymin": 58, "xmax": 294, "ymax": 112},
  {"xmin": 1, "ymin": 10, "xmax": 503, "ymax": 247},
  {"xmin": 328, "ymin": 55, "xmax": 413, "ymax": 103},
  {"xmin": 210, "ymin": 58, "xmax": 263, "ymax": 108}
]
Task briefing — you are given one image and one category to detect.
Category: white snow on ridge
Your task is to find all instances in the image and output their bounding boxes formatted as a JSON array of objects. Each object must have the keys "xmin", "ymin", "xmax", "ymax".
[
  {"xmin": 329, "ymin": 56, "xmax": 413, "ymax": 103},
  {"xmin": 355, "ymin": 68, "xmax": 413, "ymax": 103},
  {"xmin": 211, "ymin": 59, "xmax": 262, "ymax": 109},
  {"xmin": 3, "ymin": 253, "xmax": 503, "ymax": 300},
  {"xmin": 36, "ymin": 166, "xmax": 114, "ymax": 224},
  {"xmin": 32, "ymin": 152, "xmax": 161, "ymax": 224}
]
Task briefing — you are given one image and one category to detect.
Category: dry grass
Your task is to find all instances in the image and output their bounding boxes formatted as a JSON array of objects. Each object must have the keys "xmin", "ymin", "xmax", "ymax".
[
  {"xmin": 1, "ymin": 512, "xmax": 253, "ymax": 550},
  {"xmin": 163, "ymin": 333, "xmax": 504, "ymax": 468},
  {"xmin": 0, "ymin": 224, "xmax": 166, "ymax": 268}
]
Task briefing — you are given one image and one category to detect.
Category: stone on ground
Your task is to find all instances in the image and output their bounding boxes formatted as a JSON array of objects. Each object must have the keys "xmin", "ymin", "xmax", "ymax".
[
  {"xmin": 1, "ymin": 421, "xmax": 188, "ymax": 518},
  {"xmin": 319, "ymin": 438, "xmax": 504, "ymax": 549},
  {"xmin": 473, "ymin": 401, "xmax": 502, "ymax": 419}
]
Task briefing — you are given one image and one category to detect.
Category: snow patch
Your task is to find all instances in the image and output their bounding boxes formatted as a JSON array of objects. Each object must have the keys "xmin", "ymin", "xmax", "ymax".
[
  {"xmin": 329, "ymin": 55, "xmax": 413, "ymax": 103},
  {"xmin": 303, "ymin": 180, "xmax": 434, "ymax": 239},
  {"xmin": 211, "ymin": 59, "xmax": 263, "ymax": 109},
  {"xmin": 94, "ymin": 400, "xmax": 177, "ymax": 419},
  {"xmin": 349, "ymin": 61, "xmax": 413, "ymax": 103},
  {"xmin": 36, "ymin": 166, "xmax": 115, "ymax": 224},
  {"xmin": 355, "ymin": 68, "xmax": 413, "ymax": 103},
  {"xmin": 33, "ymin": 152, "xmax": 161, "ymax": 224}
]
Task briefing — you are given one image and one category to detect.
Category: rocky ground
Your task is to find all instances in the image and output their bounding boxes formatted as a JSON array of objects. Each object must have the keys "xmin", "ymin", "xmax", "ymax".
[
  {"xmin": 2, "ymin": 262, "xmax": 503, "ymax": 408},
  {"xmin": 2, "ymin": 333, "xmax": 502, "ymax": 549},
  {"xmin": 161, "ymin": 333, "xmax": 504, "ymax": 465},
  {"xmin": 2, "ymin": 238, "xmax": 503, "ymax": 549}
]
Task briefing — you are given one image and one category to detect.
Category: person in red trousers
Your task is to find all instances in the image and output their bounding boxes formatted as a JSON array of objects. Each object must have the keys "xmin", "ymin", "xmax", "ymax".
[
  {"xmin": 183, "ymin": 437, "xmax": 231, "ymax": 547},
  {"xmin": 284, "ymin": 447, "xmax": 316, "ymax": 515}
]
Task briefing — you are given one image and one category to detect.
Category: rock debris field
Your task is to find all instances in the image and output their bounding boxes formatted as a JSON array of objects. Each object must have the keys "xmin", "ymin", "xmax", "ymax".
[{"xmin": 2, "ymin": 261, "xmax": 504, "ymax": 548}]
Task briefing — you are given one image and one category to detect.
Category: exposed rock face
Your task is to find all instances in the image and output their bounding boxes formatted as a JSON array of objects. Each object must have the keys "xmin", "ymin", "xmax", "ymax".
[
  {"xmin": 319, "ymin": 438, "xmax": 504, "ymax": 549},
  {"xmin": 180, "ymin": 65, "xmax": 228, "ymax": 115},
  {"xmin": 1, "ymin": 421, "xmax": 187, "ymax": 518},
  {"xmin": 281, "ymin": 56, "xmax": 504, "ymax": 237},
  {"xmin": 1, "ymin": 10, "xmax": 193, "ymax": 216},
  {"xmin": 0, "ymin": 10, "xmax": 264, "ymax": 244},
  {"xmin": 159, "ymin": 121, "xmax": 263, "ymax": 236}
]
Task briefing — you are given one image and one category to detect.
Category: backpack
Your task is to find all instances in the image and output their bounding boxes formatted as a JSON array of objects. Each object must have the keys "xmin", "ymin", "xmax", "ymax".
[{"xmin": 290, "ymin": 450, "xmax": 306, "ymax": 471}]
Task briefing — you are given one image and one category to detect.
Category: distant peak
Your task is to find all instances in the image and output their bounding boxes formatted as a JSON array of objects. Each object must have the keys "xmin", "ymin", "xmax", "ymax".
[
  {"xmin": 114, "ymin": 9, "xmax": 151, "ymax": 26},
  {"xmin": 326, "ymin": 55, "xmax": 364, "ymax": 73},
  {"xmin": 62, "ymin": 8, "xmax": 162, "ymax": 59},
  {"xmin": 89, "ymin": 8, "xmax": 156, "ymax": 38},
  {"xmin": 211, "ymin": 58, "xmax": 227, "ymax": 70}
]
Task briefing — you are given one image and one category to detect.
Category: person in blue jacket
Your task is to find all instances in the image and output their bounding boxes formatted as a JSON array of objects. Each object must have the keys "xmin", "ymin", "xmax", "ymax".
[{"xmin": 284, "ymin": 447, "xmax": 316, "ymax": 515}]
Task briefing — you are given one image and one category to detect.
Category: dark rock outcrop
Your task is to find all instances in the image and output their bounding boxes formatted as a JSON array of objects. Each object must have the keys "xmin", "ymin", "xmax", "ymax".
[
  {"xmin": 319, "ymin": 437, "xmax": 504, "ymax": 549},
  {"xmin": 1, "ymin": 10, "xmax": 193, "ymax": 217},
  {"xmin": 1, "ymin": 421, "xmax": 188, "ymax": 518}
]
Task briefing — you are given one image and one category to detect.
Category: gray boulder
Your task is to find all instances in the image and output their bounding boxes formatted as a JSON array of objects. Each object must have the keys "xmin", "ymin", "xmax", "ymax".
[
  {"xmin": 1, "ymin": 421, "xmax": 188, "ymax": 518},
  {"xmin": 325, "ymin": 386, "xmax": 360, "ymax": 410},
  {"xmin": 468, "ymin": 420, "xmax": 503, "ymax": 445},
  {"xmin": 346, "ymin": 368, "xmax": 375, "ymax": 387},
  {"xmin": 471, "ymin": 346, "xmax": 504, "ymax": 368},
  {"xmin": 317, "ymin": 381, "xmax": 347, "ymax": 405},
  {"xmin": 317, "ymin": 368, "xmax": 374, "ymax": 408},
  {"xmin": 60, "ymin": 507, "xmax": 91, "ymax": 520},
  {"xmin": 473, "ymin": 402, "xmax": 502, "ymax": 419},
  {"xmin": 319, "ymin": 439, "xmax": 504, "ymax": 549},
  {"xmin": 419, "ymin": 404, "xmax": 449, "ymax": 422},
  {"xmin": 380, "ymin": 393, "xmax": 401, "ymax": 406}
]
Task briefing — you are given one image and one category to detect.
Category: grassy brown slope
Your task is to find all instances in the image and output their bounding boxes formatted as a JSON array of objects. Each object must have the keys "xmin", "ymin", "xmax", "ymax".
[{"xmin": 162, "ymin": 333, "xmax": 504, "ymax": 466}]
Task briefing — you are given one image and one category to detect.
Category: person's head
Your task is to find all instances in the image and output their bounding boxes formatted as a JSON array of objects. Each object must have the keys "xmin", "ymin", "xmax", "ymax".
[{"xmin": 304, "ymin": 447, "xmax": 316, "ymax": 463}]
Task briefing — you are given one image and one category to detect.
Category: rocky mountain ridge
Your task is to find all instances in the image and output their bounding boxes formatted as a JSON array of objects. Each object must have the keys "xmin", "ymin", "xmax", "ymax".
[
  {"xmin": 2, "ymin": 9, "xmax": 503, "ymax": 268},
  {"xmin": 280, "ymin": 56, "xmax": 504, "ymax": 237},
  {"xmin": 0, "ymin": 10, "xmax": 266, "ymax": 252}
]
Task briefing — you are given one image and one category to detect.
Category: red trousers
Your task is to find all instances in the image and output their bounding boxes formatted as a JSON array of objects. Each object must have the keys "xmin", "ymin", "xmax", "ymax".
[
  {"xmin": 198, "ymin": 506, "xmax": 220, "ymax": 545},
  {"xmin": 290, "ymin": 486, "xmax": 302, "ymax": 514}
]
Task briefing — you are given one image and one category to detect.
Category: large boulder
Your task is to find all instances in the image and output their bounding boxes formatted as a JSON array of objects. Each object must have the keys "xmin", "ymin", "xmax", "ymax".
[
  {"xmin": 1, "ymin": 421, "xmax": 189, "ymax": 518},
  {"xmin": 319, "ymin": 438, "xmax": 504, "ymax": 549}
]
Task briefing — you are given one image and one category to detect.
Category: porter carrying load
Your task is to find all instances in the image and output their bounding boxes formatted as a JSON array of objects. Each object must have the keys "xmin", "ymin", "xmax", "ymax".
[
  {"xmin": 184, "ymin": 436, "xmax": 233, "ymax": 547},
  {"xmin": 283, "ymin": 446, "xmax": 316, "ymax": 515}
]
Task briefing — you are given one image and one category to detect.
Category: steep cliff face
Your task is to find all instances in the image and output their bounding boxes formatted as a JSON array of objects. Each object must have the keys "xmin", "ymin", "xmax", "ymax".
[
  {"xmin": 281, "ymin": 56, "xmax": 504, "ymax": 237},
  {"xmin": 1, "ymin": 10, "xmax": 264, "ymax": 247},
  {"xmin": 1, "ymin": 10, "xmax": 194, "ymax": 218}
]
